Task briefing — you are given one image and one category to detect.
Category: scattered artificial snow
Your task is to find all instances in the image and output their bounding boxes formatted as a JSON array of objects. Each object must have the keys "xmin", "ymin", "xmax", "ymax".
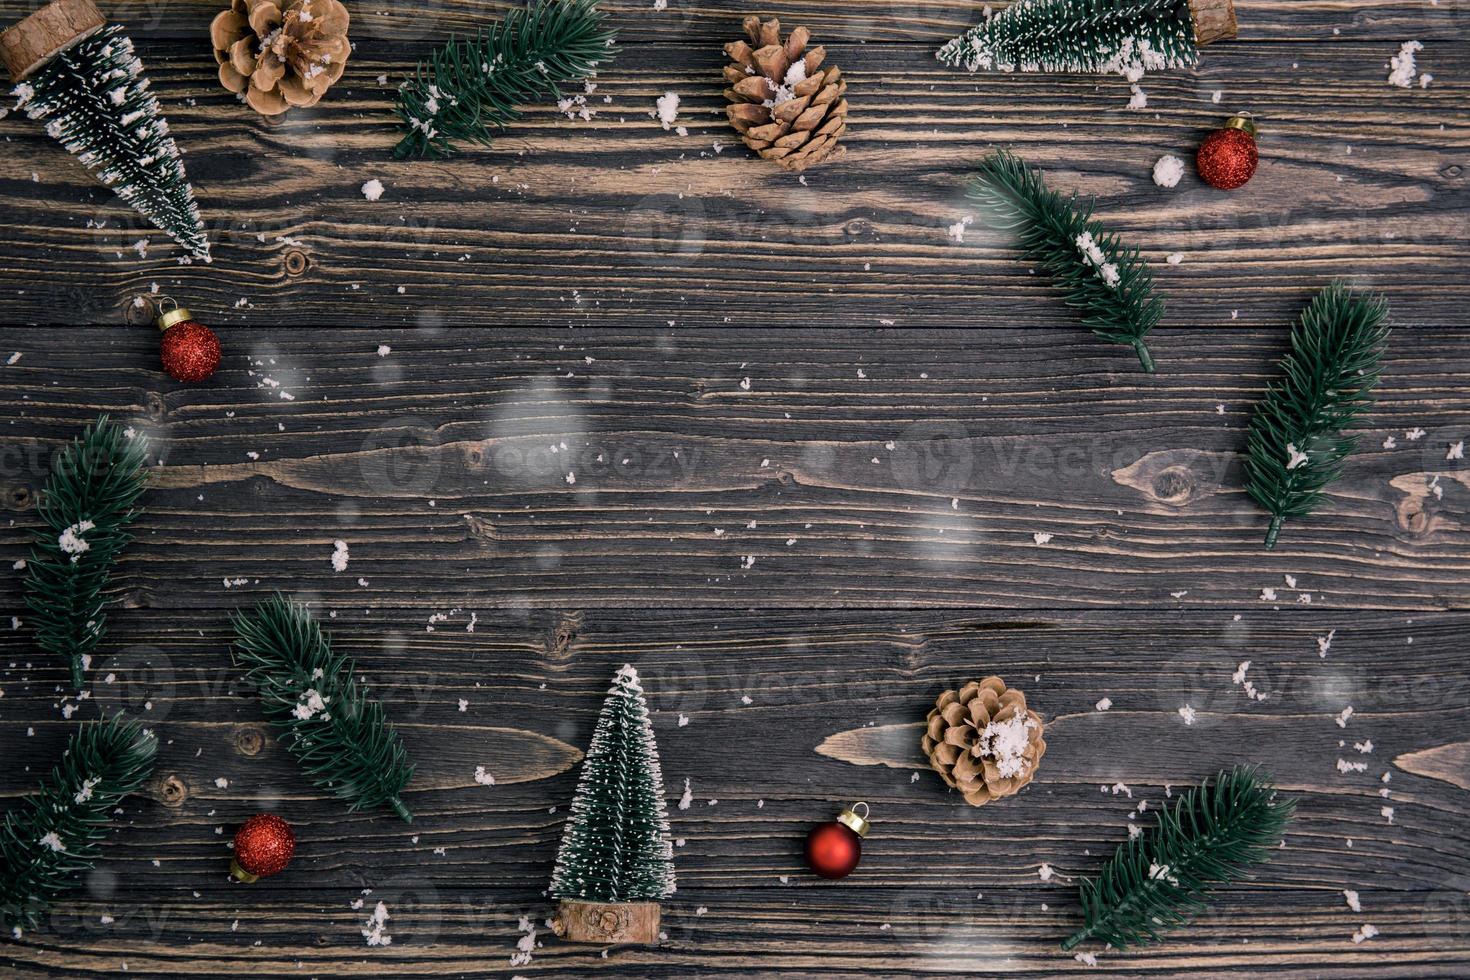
[
  {"xmin": 1387, "ymin": 41, "xmax": 1423, "ymax": 88},
  {"xmin": 946, "ymin": 216, "xmax": 973, "ymax": 243},
  {"xmin": 1152, "ymin": 154, "xmax": 1185, "ymax": 188},
  {"xmin": 1286, "ymin": 444, "xmax": 1310, "ymax": 470},
  {"xmin": 330, "ymin": 540, "xmax": 350, "ymax": 572},
  {"xmin": 377, "ymin": 345, "xmax": 392, "ymax": 357},
  {"xmin": 1166, "ymin": 252, "xmax": 1184, "ymax": 265},
  {"xmin": 975, "ymin": 713, "xmax": 1038, "ymax": 779},
  {"xmin": 1352, "ymin": 923, "xmax": 1378, "ymax": 944},
  {"xmin": 292, "ymin": 689, "xmax": 328, "ymax": 721},
  {"xmin": 1448, "ymin": 441, "xmax": 1465, "ymax": 461},
  {"xmin": 1032, "ymin": 532, "xmax": 1053, "ymax": 545},
  {"xmin": 361, "ymin": 179, "xmax": 385, "ymax": 201},
  {"xmin": 73, "ymin": 777, "xmax": 101, "ymax": 804},
  {"xmin": 40, "ymin": 832, "xmax": 65, "ymax": 852},
  {"xmin": 678, "ymin": 777, "xmax": 693, "ymax": 810},
  {"xmin": 361, "ymin": 901, "xmax": 392, "ymax": 946},
  {"xmin": 58, "ymin": 520, "xmax": 96, "ymax": 561},
  {"xmin": 1094, "ymin": 697, "xmax": 1112, "ymax": 711},
  {"xmin": 473, "ymin": 766, "xmax": 495, "ymax": 786},
  {"xmin": 1074, "ymin": 231, "xmax": 1120, "ymax": 287},
  {"xmin": 1178, "ymin": 704, "xmax": 1197, "ymax": 726},
  {"xmin": 654, "ymin": 92, "xmax": 680, "ymax": 130},
  {"xmin": 1344, "ymin": 889, "xmax": 1362, "ymax": 912}
]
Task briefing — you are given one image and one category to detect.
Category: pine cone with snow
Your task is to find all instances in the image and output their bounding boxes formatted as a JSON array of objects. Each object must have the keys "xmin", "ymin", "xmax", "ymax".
[
  {"xmin": 211, "ymin": 0, "xmax": 350, "ymax": 116},
  {"xmin": 722, "ymin": 16, "xmax": 847, "ymax": 172},
  {"xmin": 922, "ymin": 676, "xmax": 1046, "ymax": 806}
]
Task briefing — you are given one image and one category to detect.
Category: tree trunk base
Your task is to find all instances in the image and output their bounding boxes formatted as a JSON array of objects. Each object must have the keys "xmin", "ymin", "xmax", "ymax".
[
  {"xmin": 1189, "ymin": 0, "xmax": 1238, "ymax": 45},
  {"xmin": 551, "ymin": 899, "xmax": 661, "ymax": 944}
]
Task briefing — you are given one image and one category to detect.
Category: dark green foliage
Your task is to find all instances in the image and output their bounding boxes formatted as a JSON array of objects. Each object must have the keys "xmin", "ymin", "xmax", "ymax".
[
  {"xmin": 1061, "ymin": 766, "xmax": 1295, "ymax": 952},
  {"xmin": 232, "ymin": 596, "xmax": 415, "ymax": 822},
  {"xmin": 939, "ymin": 0, "xmax": 1197, "ymax": 74},
  {"xmin": 549, "ymin": 665, "xmax": 676, "ymax": 902},
  {"xmin": 16, "ymin": 25, "xmax": 209, "ymax": 259},
  {"xmin": 0, "ymin": 716, "xmax": 158, "ymax": 932},
  {"xmin": 969, "ymin": 150, "xmax": 1164, "ymax": 372},
  {"xmin": 1244, "ymin": 282, "xmax": 1391, "ymax": 548},
  {"xmin": 392, "ymin": 0, "xmax": 617, "ymax": 159},
  {"xmin": 24, "ymin": 416, "xmax": 149, "ymax": 690}
]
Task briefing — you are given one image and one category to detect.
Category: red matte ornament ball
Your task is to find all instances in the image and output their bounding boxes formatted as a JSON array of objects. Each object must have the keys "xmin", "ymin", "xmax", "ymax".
[
  {"xmin": 156, "ymin": 308, "xmax": 220, "ymax": 382},
  {"xmin": 230, "ymin": 813, "xmax": 295, "ymax": 882},
  {"xmin": 805, "ymin": 802, "xmax": 870, "ymax": 880},
  {"xmin": 1196, "ymin": 115, "xmax": 1259, "ymax": 191}
]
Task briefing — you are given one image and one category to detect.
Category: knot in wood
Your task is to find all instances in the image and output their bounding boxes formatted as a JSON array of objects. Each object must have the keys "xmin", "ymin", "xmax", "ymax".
[
  {"xmin": 156, "ymin": 774, "xmax": 188, "ymax": 807},
  {"xmin": 283, "ymin": 249, "xmax": 309, "ymax": 276},
  {"xmin": 7, "ymin": 484, "xmax": 33, "ymax": 510},
  {"xmin": 144, "ymin": 391, "xmax": 168, "ymax": 422},
  {"xmin": 1151, "ymin": 465, "xmax": 1196, "ymax": 504},
  {"xmin": 234, "ymin": 726, "xmax": 266, "ymax": 756}
]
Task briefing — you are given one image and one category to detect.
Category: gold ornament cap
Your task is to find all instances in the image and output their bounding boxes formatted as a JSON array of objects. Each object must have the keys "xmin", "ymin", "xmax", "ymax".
[
  {"xmin": 836, "ymin": 801, "xmax": 870, "ymax": 838},
  {"xmin": 156, "ymin": 307, "xmax": 194, "ymax": 332},
  {"xmin": 228, "ymin": 857, "xmax": 259, "ymax": 884},
  {"xmin": 1224, "ymin": 114, "xmax": 1257, "ymax": 138}
]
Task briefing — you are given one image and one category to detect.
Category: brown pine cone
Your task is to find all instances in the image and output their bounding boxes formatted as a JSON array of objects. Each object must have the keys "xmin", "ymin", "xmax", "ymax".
[
  {"xmin": 211, "ymin": 0, "xmax": 350, "ymax": 117},
  {"xmin": 922, "ymin": 676, "xmax": 1046, "ymax": 806},
  {"xmin": 722, "ymin": 16, "xmax": 847, "ymax": 172}
]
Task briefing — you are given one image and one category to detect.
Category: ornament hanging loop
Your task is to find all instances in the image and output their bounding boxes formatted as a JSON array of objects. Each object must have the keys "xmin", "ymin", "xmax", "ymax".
[{"xmin": 837, "ymin": 801, "xmax": 871, "ymax": 838}]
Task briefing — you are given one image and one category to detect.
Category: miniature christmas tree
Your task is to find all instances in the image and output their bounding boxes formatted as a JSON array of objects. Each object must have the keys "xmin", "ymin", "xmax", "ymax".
[
  {"xmin": 0, "ymin": 715, "xmax": 158, "ymax": 933},
  {"xmin": 1, "ymin": 0, "xmax": 210, "ymax": 259},
  {"xmin": 392, "ymin": 0, "xmax": 617, "ymax": 159},
  {"xmin": 938, "ymin": 0, "xmax": 1236, "ymax": 75},
  {"xmin": 1243, "ymin": 282, "xmax": 1391, "ymax": 549},
  {"xmin": 549, "ymin": 664, "xmax": 675, "ymax": 944}
]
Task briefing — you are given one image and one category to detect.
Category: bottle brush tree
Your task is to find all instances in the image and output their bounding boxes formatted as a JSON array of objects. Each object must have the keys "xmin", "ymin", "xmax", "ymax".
[{"xmin": 549, "ymin": 664, "xmax": 675, "ymax": 944}]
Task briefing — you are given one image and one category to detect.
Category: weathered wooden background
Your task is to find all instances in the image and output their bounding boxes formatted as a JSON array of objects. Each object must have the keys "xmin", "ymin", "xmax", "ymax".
[
  {"xmin": 2, "ymin": 0, "xmax": 1469, "ymax": 976},
  {"xmin": 0, "ymin": 0, "xmax": 1464, "ymax": 327}
]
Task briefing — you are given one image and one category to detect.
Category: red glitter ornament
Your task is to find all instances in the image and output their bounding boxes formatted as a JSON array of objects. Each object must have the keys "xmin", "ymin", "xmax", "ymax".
[
  {"xmin": 1196, "ymin": 115, "xmax": 1259, "ymax": 191},
  {"xmin": 805, "ymin": 802, "xmax": 870, "ymax": 880},
  {"xmin": 156, "ymin": 306, "xmax": 221, "ymax": 382},
  {"xmin": 230, "ymin": 813, "xmax": 296, "ymax": 882}
]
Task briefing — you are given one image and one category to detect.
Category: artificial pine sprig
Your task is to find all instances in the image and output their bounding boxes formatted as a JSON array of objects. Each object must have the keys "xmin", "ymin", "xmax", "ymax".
[
  {"xmin": 1061, "ymin": 766, "xmax": 1295, "ymax": 952},
  {"xmin": 392, "ymin": 0, "xmax": 618, "ymax": 159},
  {"xmin": 232, "ymin": 596, "xmax": 415, "ymax": 822},
  {"xmin": 939, "ymin": 0, "xmax": 1199, "ymax": 74},
  {"xmin": 24, "ymin": 416, "xmax": 149, "ymax": 690},
  {"xmin": 969, "ymin": 150, "xmax": 1164, "ymax": 372},
  {"xmin": 0, "ymin": 715, "xmax": 158, "ymax": 932},
  {"xmin": 1244, "ymin": 282, "xmax": 1391, "ymax": 549}
]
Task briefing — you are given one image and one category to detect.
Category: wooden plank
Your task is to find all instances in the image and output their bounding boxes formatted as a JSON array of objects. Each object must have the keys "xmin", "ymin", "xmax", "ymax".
[
  {"xmin": 0, "ymin": 0, "xmax": 1462, "ymax": 43},
  {"xmin": 1, "ymin": 327, "xmax": 1467, "ymax": 610},
  {"xmin": 0, "ymin": 41, "xmax": 1464, "ymax": 328},
  {"xmin": 0, "ymin": 608, "xmax": 1466, "ymax": 975}
]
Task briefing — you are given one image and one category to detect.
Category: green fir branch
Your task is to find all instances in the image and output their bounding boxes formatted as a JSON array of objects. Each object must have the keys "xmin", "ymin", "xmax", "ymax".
[
  {"xmin": 1061, "ymin": 766, "xmax": 1295, "ymax": 952},
  {"xmin": 938, "ymin": 0, "xmax": 1199, "ymax": 74},
  {"xmin": 24, "ymin": 416, "xmax": 149, "ymax": 691},
  {"xmin": 0, "ymin": 715, "xmax": 158, "ymax": 933},
  {"xmin": 232, "ymin": 596, "xmax": 415, "ymax": 822},
  {"xmin": 968, "ymin": 149, "xmax": 1164, "ymax": 372},
  {"xmin": 392, "ymin": 0, "xmax": 618, "ymax": 159},
  {"xmin": 1243, "ymin": 282, "xmax": 1391, "ymax": 549}
]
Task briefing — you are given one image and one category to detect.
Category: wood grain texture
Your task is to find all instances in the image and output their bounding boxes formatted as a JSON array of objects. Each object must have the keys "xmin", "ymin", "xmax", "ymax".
[
  {"xmin": 1, "ymin": 608, "xmax": 1467, "ymax": 976},
  {"xmin": 0, "ymin": 39, "xmax": 1464, "ymax": 327},
  {"xmin": 2, "ymin": 327, "xmax": 1467, "ymax": 610}
]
